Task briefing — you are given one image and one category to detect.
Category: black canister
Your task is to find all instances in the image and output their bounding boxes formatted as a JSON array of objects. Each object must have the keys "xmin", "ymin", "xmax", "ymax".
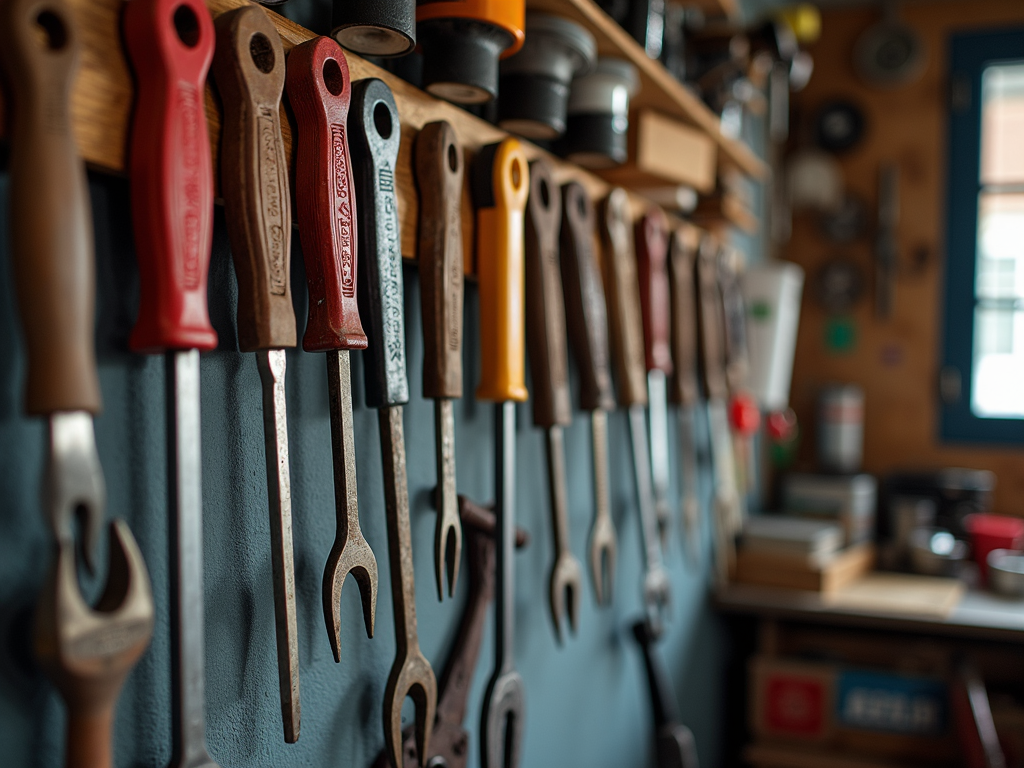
[
  {"xmin": 333, "ymin": 0, "xmax": 416, "ymax": 57},
  {"xmin": 559, "ymin": 57, "xmax": 639, "ymax": 169}
]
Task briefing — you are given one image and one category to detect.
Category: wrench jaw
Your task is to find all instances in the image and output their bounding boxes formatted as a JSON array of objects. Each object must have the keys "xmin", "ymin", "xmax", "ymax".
[
  {"xmin": 384, "ymin": 654, "xmax": 438, "ymax": 768},
  {"xmin": 588, "ymin": 522, "xmax": 617, "ymax": 607},
  {"xmin": 642, "ymin": 567, "xmax": 672, "ymax": 641},
  {"xmin": 480, "ymin": 671, "xmax": 525, "ymax": 768},
  {"xmin": 548, "ymin": 554, "xmax": 582, "ymax": 644},
  {"xmin": 322, "ymin": 535, "xmax": 379, "ymax": 663},
  {"xmin": 433, "ymin": 480, "xmax": 462, "ymax": 602}
]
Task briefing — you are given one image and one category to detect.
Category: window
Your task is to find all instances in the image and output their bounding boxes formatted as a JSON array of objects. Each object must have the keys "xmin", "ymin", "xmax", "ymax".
[{"xmin": 941, "ymin": 29, "xmax": 1024, "ymax": 444}]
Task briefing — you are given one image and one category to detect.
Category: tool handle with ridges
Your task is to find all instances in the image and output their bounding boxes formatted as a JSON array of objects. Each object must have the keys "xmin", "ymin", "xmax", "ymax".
[
  {"xmin": 285, "ymin": 36, "xmax": 367, "ymax": 353},
  {"xmin": 635, "ymin": 206, "xmax": 672, "ymax": 375},
  {"xmin": 350, "ymin": 78, "xmax": 408, "ymax": 408},
  {"xmin": 718, "ymin": 247, "xmax": 750, "ymax": 394},
  {"xmin": 667, "ymin": 228, "xmax": 700, "ymax": 407},
  {"xmin": 212, "ymin": 5, "xmax": 294, "ymax": 352},
  {"xmin": 124, "ymin": 0, "xmax": 218, "ymax": 353},
  {"xmin": 600, "ymin": 188, "xmax": 648, "ymax": 408},
  {"xmin": 472, "ymin": 140, "xmax": 530, "ymax": 403},
  {"xmin": 0, "ymin": 0, "xmax": 100, "ymax": 414},
  {"xmin": 416, "ymin": 121, "xmax": 464, "ymax": 401},
  {"xmin": 696, "ymin": 238, "xmax": 728, "ymax": 401},
  {"xmin": 524, "ymin": 160, "xmax": 572, "ymax": 429}
]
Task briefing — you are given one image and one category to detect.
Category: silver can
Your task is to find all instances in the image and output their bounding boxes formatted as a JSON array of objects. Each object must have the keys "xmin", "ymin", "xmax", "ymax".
[{"xmin": 818, "ymin": 384, "xmax": 864, "ymax": 473}]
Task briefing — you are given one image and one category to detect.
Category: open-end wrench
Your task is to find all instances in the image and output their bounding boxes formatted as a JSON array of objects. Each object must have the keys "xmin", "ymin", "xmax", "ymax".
[
  {"xmin": 524, "ymin": 159, "xmax": 583, "ymax": 642},
  {"xmin": 635, "ymin": 206, "xmax": 674, "ymax": 551},
  {"xmin": 372, "ymin": 496, "xmax": 529, "ymax": 768},
  {"xmin": 472, "ymin": 139, "xmax": 530, "ymax": 768},
  {"xmin": 666, "ymin": 227, "xmax": 703, "ymax": 567},
  {"xmin": 0, "ymin": 3, "xmax": 155, "ymax": 765},
  {"xmin": 122, "ymin": 2, "xmax": 220, "ymax": 765},
  {"xmin": 632, "ymin": 621, "xmax": 700, "ymax": 768},
  {"xmin": 559, "ymin": 182, "xmax": 617, "ymax": 607},
  {"xmin": 414, "ymin": 120, "xmax": 465, "ymax": 602},
  {"xmin": 210, "ymin": 6, "xmax": 300, "ymax": 742},
  {"xmin": 600, "ymin": 188, "xmax": 670, "ymax": 638},
  {"xmin": 349, "ymin": 77, "xmax": 437, "ymax": 768},
  {"xmin": 285, "ymin": 36, "xmax": 378, "ymax": 662},
  {"xmin": 695, "ymin": 237, "xmax": 740, "ymax": 586}
]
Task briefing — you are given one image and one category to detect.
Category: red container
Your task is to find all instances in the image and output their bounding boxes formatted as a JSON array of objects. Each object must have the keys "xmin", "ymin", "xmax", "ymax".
[{"xmin": 965, "ymin": 514, "xmax": 1024, "ymax": 585}]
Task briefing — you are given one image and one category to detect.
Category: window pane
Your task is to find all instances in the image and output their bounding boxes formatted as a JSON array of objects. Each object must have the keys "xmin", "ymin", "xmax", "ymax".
[
  {"xmin": 975, "ymin": 192, "xmax": 1024, "ymax": 300},
  {"xmin": 980, "ymin": 62, "xmax": 1024, "ymax": 185},
  {"xmin": 972, "ymin": 307, "xmax": 1024, "ymax": 417}
]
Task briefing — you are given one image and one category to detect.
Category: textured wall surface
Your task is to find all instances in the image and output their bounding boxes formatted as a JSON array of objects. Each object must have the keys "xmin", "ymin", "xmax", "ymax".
[{"xmin": 0, "ymin": 161, "xmax": 728, "ymax": 767}]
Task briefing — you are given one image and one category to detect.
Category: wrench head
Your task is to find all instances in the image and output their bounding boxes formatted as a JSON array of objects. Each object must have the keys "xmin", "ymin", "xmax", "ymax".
[
  {"xmin": 434, "ymin": 490, "xmax": 462, "ymax": 601},
  {"xmin": 588, "ymin": 515, "xmax": 617, "ymax": 607},
  {"xmin": 642, "ymin": 566, "xmax": 672, "ymax": 640},
  {"xmin": 548, "ymin": 553, "xmax": 583, "ymax": 643},
  {"xmin": 480, "ymin": 670, "xmax": 525, "ymax": 768},
  {"xmin": 384, "ymin": 648, "xmax": 438, "ymax": 768},
  {"xmin": 322, "ymin": 531, "xmax": 379, "ymax": 662}
]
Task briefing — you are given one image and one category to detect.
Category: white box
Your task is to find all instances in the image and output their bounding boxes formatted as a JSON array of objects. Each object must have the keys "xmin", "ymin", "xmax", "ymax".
[
  {"xmin": 742, "ymin": 262, "xmax": 804, "ymax": 412},
  {"xmin": 782, "ymin": 473, "xmax": 878, "ymax": 546}
]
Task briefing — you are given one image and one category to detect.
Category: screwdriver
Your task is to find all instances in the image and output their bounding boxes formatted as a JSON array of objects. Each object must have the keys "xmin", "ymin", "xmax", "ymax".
[
  {"xmin": 122, "ymin": 1, "xmax": 220, "ymax": 765},
  {"xmin": 559, "ymin": 181, "xmax": 618, "ymax": 606},
  {"xmin": 285, "ymin": 36, "xmax": 379, "ymax": 663},
  {"xmin": 210, "ymin": 6, "xmax": 300, "ymax": 743},
  {"xmin": 635, "ymin": 206, "xmax": 674, "ymax": 551},
  {"xmin": 414, "ymin": 120, "xmax": 465, "ymax": 601},
  {"xmin": 666, "ymin": 226, "xmax": 703, "ymax": 566}
]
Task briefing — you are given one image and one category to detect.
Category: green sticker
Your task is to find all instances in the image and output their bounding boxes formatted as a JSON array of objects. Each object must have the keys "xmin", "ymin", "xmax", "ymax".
[
  {"xmin": 750, "ymin": 300, "xmax": 772, "ymax": 322},
  {"xmin": 824, "ymin": 315, "xmax": 857, "ymax": 353}
]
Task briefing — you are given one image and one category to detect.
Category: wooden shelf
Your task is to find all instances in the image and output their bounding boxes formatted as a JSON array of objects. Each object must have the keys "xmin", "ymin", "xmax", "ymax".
[
  {"xmin": 525, "ymin": 0, "xmax": 767, "ymax": 180},
  {"xmin": 0, "ymin": 0, "xmax": 706, "ymax": 270}
]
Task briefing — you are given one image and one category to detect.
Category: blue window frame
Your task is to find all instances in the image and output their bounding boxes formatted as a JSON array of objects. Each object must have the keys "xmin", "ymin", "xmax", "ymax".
[{"xmin": 941, "ymin": 28, "xmax": 1024, "ymax": 445}]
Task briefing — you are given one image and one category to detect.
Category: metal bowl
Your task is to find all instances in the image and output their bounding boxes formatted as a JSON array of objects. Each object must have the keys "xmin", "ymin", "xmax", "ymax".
[
  {"xmin": 908, "ymin": 527, "xmax": 968, "ymax": 577},
  {"xmin": 988, "ymin": 549, "xmax": 1024, "ymax": 598}
]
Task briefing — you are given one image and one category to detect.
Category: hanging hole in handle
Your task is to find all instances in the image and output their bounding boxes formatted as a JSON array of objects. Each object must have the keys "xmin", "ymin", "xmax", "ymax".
[
  {"xmin": 447, "ymin": 142, "xmax": 458, "ymax": 173},
  {"xmin": 373, "ymin": 101, "xmax": 393, "ymax": 140},
  {"xmin": 539, "ymin": 178, "xmax": 550, "ymax": 209},
  {"xmin": 173, "ymin": 5, "xmax": 200, "ymax": 48},
  {"xmin": 250, "ymin": 32, "xmax": 275, "ymax": 74},
  {"xmin": 511, "ymin": 159, "xmax": 522, "ymax": 189},
  {"xmin": 34, "ymin": 10, "xmax": 67, "ymax": 50},
  {"xmin": 322, "ymin": 58, "xmax": 344, "ymax": 96}
]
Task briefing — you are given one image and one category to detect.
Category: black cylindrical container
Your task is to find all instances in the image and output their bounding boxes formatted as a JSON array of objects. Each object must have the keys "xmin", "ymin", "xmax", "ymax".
[
  {"xmin": 333, "ymin": 0, "xmax": 416, "ymax": 57},
  {"xmin": 419, "ymin": 18, "xmax": 512, "ymax": 104},
  {"xmin": 627, "ymin": 0, "xmax": 666, "ymax": 59},
  {"xmin": 498, "ymin": 13, "xmax": 596, "ymax": 140},
  {"xmin": 559, "ymin": 57, "xmax": 639, "ymax": 169}
]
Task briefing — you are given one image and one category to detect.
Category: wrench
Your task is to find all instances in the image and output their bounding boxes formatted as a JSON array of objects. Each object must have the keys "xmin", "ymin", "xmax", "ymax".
[
  {"xmin": 285, "ymin": 36, "xmax": 379, "ymax": 661},
  {"xmin": 210, "ymin": 6, "xmax": 300, "ymax": 742},
  {"xmin": 372, "ymin": 496, "xmax": 529, "ymax": 768},
  {"xmin": 414, "ymin": 120, "xmax": 465, "ymax": 602},
  {"xmin": 600, "ymin": 188, "xmax": 671, "ymax": 637},
  {"xmin": 349, "ymin": 77, "xmax": 437, "ymax": 768},
  {"xmin": 0, "ymin": 3, "xmax": 155, "ymax": 764},
  {"xmin": 473, "ymin": 139, "xmax": 530, "ymax": 768},
  {"xmin": 559, "ymin": 182, "xmax": 617, "ymax": 606},
  {"xmin": 524, "ymin": 159, "xmax": 583, "ymax": 641}
]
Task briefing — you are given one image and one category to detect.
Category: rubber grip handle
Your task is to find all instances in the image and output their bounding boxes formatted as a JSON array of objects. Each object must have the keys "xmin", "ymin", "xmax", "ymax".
[
  {"xmin": 124, "ymin": 0, "xmax": 218, "ymax": 353},
  {"xmin": 349, "ymin": 77, "xmax": 408, "ymax": 408},
  {"xmin": 635, "ymin": 206, "xmax": 672, "ymax": 375},
  {"xmin": 599, "ymin": 188, "xmax": 647, "ymax": 408},
  {"xmin": 471, "ymin": 139, "xmax": 529, "ymax": 403},
  {"xmin": 415, "ymin": 120, "xmax": 464, "ymax": 401},
  {"xmin": 212, "ymin": 5, "xmax": 295, "ymax": 352},
  {"xmin": 0, "ymin": 0, "xmax": 101, "ymax": 415},
  {"xmin": 559, "ymin": 183, "xmax": 615, "ymax": 413},
  {"xmin": 718, "ymin": 248, "xmax": 749, "ymax": 394},
  {"xmin": 285, "ymin": 37, "xmax": 367, "ymax": 353},
  {"xmin": 667, "ymin": 227, "xmax": 700, "ymax": 407},
  {"xmin": 524, "ymin": 160, "xmax": 572, "ymax": 428},
  {"xmin": 696, "ymin": 238, "xmax": 727, "ymax": 401}
]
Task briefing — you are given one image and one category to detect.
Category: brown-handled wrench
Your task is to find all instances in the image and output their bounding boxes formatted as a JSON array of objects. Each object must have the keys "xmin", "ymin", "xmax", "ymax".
[
  {"xmin": 349, "ymin": 77, "xmax": 437, "ymax": 768},
  {"xmin": 285, "ymin": 36, "xmax": 378, "ymax": 660},
  {"xmin": 559, "ymin": 182, "xmax": 618, "ymax": 607},
  {"xmin": 524, "ymin": 159, "xmax": 583, "ymax": 642},
  {"xmin": 415, "ymin": 120, "xmax": 465, "ymax": 602}
]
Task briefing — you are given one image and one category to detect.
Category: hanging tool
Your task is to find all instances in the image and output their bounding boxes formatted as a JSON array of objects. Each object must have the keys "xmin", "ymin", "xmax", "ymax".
[
  {"xmin": 210, "ymin": 6, "xmax": 300, "ymax": 743},
  {"xmin": 1, "ymin": 2, "xmax": 155, "ymax": 765},
  {"xmin": 695, "ymin": 238, "xmax": 741, "ymax": 586},
  {"xmin": 285, "ymin": 36, "xmax": 378, "ymax": 663},
  {"xmin": 372, "ymin": 496, "xmax": 529, "ymax": 768},
  {"xmin": 635, "ymin": 206, "xmax": 674, "ymax": 551},
  {"xmin": 473, "ymin": 139, "xmax": 530, "ymax": 768},
  {"xmin": 632, "ymin": 621, "xmax": 700, "ymax": 768},
  {"xmin": 524, "ymin": 159, "xmax": 584, "ymax": 642},
  {"xmin": 559, "ymin": 181, "xmax": 617, "ymax": 606},
  {"xmin": 349, "ymin": 77, "xmax": 437, "ymax": 768},
  {"xmin": 876, "ymin": 163, "xmax": 900, "ymax": 319},
  {"xmin": 667, "ymin": 227, "xmax": 703, "ymax": 566},
  {"xmin": 332, "ymin": 0, "xmax": 415, "ymax": 58},
  {"xmin": 601, "ymin": 188, "xmax": 671, "ymax": 637},
  {"xmin": 414, "ymin": 120, "xmax": 465, "ymax": 602},
  {"xmin": 123, "ymin": 2, "xmax": 219, "ymax": 765}
]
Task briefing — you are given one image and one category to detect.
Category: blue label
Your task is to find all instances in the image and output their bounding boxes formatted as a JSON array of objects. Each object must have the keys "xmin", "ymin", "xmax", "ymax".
[{"xmin": 836, "ymin": 670, "xmax": 946, "ymax": 735}]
